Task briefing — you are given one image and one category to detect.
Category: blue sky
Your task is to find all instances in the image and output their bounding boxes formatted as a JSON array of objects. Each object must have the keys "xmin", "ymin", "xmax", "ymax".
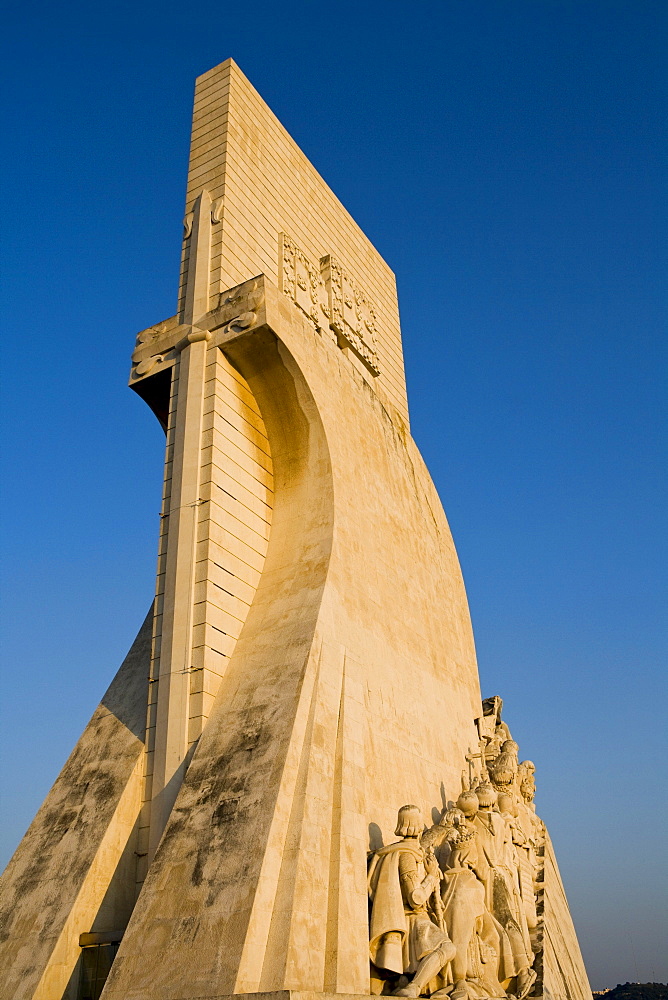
[{"xmin": 1, "ymin": 0, "xmax": 666, "ymax": 990}]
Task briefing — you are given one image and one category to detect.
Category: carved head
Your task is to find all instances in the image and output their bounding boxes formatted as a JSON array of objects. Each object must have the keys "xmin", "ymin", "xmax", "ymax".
[
  {"xmin": 497, "ymin": 792, "xmax": 518, "ymax": 817},
  {"xmin": 395, "ymin": 804, "xmax": 423, "ymax": 838},
  {"xmin": 518, "ymin": 760, "xmax": 536, "ymax": 803},
  {"xmin": 475, "ymin": 783, "xmax": 497, "ymax": 809},
  {"xmin": 456, "ymin": 790, "xmax": 480, "ymax": 819},
  {"xmin": 490, "ymin": 762, "xmax": 517, "ymax": 793}
]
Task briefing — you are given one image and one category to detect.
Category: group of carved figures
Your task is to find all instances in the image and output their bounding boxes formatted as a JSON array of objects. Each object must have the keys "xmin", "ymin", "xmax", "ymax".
[{"xmin": 368, "ymin": 698, "xmax": 543, "ymax": 1000}]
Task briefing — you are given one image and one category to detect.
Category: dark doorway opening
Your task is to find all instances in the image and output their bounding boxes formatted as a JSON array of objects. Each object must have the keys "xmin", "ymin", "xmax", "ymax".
[{"xmin": 77, "ymin": 940, "xmax": 120, "ymax": 1000}]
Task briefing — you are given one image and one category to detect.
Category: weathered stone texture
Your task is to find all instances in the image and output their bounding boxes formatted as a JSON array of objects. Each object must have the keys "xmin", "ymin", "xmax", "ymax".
[
  {"xmin": 101, "ymin": 270, "xmax": 484, "ymax": 999},
  {"xmin": 0, "ymin": 610, "xmax": 151, "ymax": 1000},
  {"xmin": 0, "ymin": 60, "xmax": 591, "ymax": 1000}
]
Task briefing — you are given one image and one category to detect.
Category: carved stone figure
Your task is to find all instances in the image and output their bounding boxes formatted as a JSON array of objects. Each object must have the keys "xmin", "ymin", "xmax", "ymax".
[
  {"xmin": 517, "ymin": 761, "xmax": 536, "ymax": 806},
  {"xmin": 472, "ymin": 784, "xmax": 536, "ymax": 999},
  {"xmin": 489, "ymin": 741, "xmax": 519, "ymax": 794},
  {"xmin": 497, "ymin": 793, "xmax": 538, "ymax": 943},
  {"xmin": 456, "ymin": 790, "xmax": 481, "ymax": 821},
  {"xmin": 368, "ymin": 805, "xmax": 456, "ymax": 997},
  {"xmin": 478, "ymin": 697, "xmax": 512, "ymax": 762},
  {"xmin": 427, "ymin": 809, "xmax": 507, "ymax": 1000},
  {"xmin": 368, "ymin": 721, "xmax": 551, "ymax": 999}
]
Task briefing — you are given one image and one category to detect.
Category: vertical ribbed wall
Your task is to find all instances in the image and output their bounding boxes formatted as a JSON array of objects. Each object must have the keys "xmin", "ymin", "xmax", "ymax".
[
  {"xmin": 135, "ymin": 350, "xmax": 273, "ymax": 892},
  {"xmin": 191, "ymin": 346, "xmax": 273, "ymax": 741}
]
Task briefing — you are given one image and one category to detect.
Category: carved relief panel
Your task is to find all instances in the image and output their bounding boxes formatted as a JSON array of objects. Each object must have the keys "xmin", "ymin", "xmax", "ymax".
[
  {"xmin": 320, "ymin": 254, "xmax": 380, "ymax": 377},
  {"xmin": 279, "ymin": 233, "xmax": 380, "ymax": 378},
  {"xmin": 279, "ymin": 233, "xmax": 330, "ymax": 330}
]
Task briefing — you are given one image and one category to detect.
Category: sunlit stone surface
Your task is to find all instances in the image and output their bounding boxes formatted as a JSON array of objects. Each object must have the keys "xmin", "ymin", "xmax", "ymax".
[{"xmin": 0, "ymin": 60, "xmax": 591, "ymax": 1000}]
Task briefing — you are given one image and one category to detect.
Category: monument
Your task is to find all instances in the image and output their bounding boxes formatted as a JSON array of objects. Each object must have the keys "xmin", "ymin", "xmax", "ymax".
[{"xmin": 0, "ymin": 60, "xmax": 592, "ymax": 1000}]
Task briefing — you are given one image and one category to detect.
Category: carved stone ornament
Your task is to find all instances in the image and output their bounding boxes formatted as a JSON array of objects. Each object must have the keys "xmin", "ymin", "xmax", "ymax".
[
  {"xmin": 133, "ymin": 354, "xmax": 168, "ymax": 378},
  {"xmin": 211, "ymin": 277, "xmax": 265, "ymax": 336},
  {"xmin": 211, "ymin": 197, "xmax": 224, "ymax": 224},
  {"xmin": 279, "ymin": 233, "xmax": 330, "ymax": 330},
  {"xmin": 320, "ymin": 254, "xmax": 380, "ymax": 377},
  {"xmin": 279, "ymin": 233, "xmax": 380, "ymax": 377},
  {"xmin": 132, "ymin": 317, "xmax": 181, "ymax": 361}
]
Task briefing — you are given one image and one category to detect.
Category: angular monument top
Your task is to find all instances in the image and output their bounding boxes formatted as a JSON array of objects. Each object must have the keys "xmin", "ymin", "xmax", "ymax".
[{"xmin": 179, "ymin": 58, "xmax": 409, "ymax": 424}]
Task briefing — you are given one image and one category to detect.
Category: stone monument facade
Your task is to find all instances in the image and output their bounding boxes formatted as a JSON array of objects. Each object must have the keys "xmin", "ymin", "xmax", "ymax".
[{"xmin": 0, "ymin": 60, "xmax": 592, "ymax": 1000}]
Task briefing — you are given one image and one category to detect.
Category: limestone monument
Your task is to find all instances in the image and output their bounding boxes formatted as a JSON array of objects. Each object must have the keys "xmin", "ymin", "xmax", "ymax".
[{"xmin": 0, "ymin": 60, "xmax": 592, "ymax": 1000}]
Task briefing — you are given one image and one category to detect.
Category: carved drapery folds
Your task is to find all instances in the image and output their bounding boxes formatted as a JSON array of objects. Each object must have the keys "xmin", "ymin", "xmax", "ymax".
[
  {"xmin": 368, "ymin": 698, "xmax": 544, "ymax": 1000},
  {"xmin": 279, "ymin": 232, "xmax": 380, "ymax": 377}
]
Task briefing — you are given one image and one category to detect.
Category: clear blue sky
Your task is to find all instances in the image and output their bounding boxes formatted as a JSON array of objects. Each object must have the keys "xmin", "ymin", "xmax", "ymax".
[{"xmin": 1, "ymin": 1, "xmax": 666, "ymax": 990}]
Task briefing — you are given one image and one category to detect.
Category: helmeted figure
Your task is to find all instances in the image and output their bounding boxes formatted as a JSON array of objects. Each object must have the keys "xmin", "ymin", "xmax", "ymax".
[{"xmin": 368, "ymin": 805, "xmax": 456, "ymax": 997}]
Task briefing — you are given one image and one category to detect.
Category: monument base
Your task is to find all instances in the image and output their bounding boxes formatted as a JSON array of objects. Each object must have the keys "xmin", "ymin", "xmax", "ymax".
[
  {"xmin": 162, "ymin": 994, "xmax": 373, "ymax": 1000},
  {"xmin": 151, "ymin": 991, "xmax": 555, "ymax": 1000}
]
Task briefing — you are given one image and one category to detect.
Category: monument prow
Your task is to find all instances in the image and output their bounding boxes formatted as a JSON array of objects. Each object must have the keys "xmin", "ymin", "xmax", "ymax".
[{"xmin": 0, "ymin": 59, "xmax": 591, "ymax": 1000}]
